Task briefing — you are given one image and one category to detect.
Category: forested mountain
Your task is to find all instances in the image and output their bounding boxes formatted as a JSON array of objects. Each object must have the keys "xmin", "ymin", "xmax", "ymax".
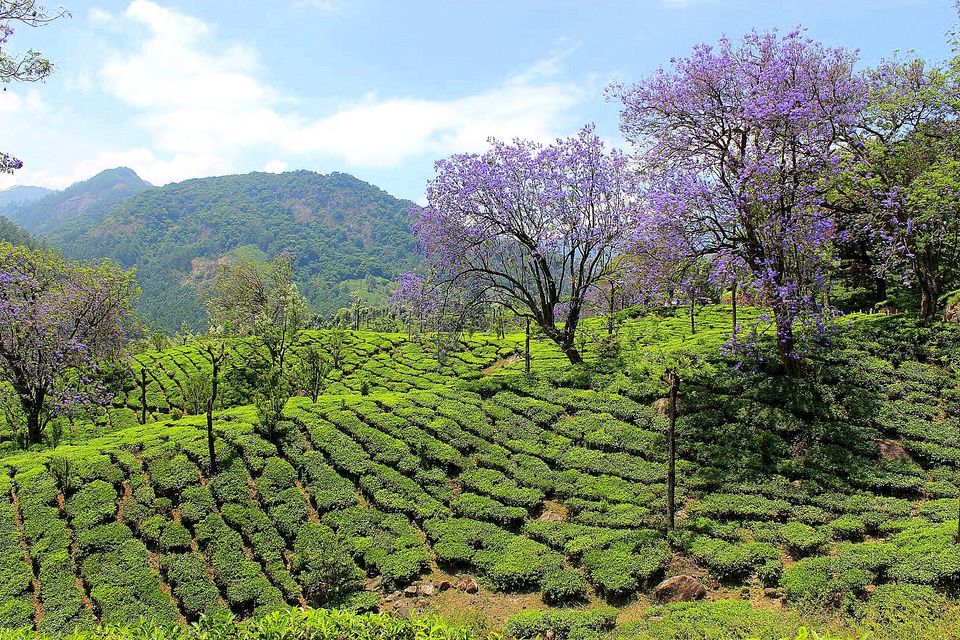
[
  {"xmin": 0, "ymin": 216, "xmax": 38, "ymax": 248},
  {"xmin": 8, "ymin": 167, "xmax": 154, "ymax": 234},
  {"xmin": 46, "ymin": 170, "xmax": 417, "ymax": 331},
  {"xmin": 0, "ymin": 185, "xmax": 51, "ymax": 216}
]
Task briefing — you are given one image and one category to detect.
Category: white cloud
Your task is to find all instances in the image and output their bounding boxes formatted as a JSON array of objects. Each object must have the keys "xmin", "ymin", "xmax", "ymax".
[
  {"xmin": 2, "ymin": 1, "xmax": 587, "ymax": 191},
  {"xmin": 94, "ymin": 0, "xmax": 585, "ymax": 179},
  {"xmin": 263, "ymin": 160, "xmax": 288, "ymax": 173}
]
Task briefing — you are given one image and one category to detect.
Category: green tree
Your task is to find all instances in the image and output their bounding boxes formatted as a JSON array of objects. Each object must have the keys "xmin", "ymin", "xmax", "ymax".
[
  {"xmin": 297, "ymin": 346, "xmax": 330, "ymax": 403},
  {"xmin": 206, "ymin": 253, "xmax": 306, "ymax": 373},
  {"xmin": 292, "ymin": 524, "xmax": 363, "ymax": 606},
  {"xmin": 834, "ymin": 56, "xmax": 960, "ymax": 319}
]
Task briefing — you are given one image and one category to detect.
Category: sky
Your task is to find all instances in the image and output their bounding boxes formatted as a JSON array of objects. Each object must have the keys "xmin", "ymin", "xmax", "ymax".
[{"xmin": 0, "ymin": 0, "xmax": 956, "ymax": 201}]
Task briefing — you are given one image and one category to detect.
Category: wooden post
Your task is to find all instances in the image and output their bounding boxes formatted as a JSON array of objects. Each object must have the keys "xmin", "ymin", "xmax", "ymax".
[
  {"xmin": 731, "ymin": 280, "xmax": 738, "ymax": 336},
  {"xmin": 666, "ymin": 369, "xmax": 680, "ymax": 531},
  {"xmin": 525, "ymin": 318, "xmax": 531, "ymax": 375},
  {"xmin": 139, "ymin": 368, "xmax": 148, "ymax": 425}
]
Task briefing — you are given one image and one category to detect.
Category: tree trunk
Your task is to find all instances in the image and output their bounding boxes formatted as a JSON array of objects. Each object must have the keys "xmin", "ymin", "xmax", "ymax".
[
  {"xmin": 524, "ymin": 319, "xmax": 531, "ymax": 375},
  {"xmin": 918, "ymin": 276, "xmax": 939, "ymax": 321},
  {"xmin": 875, "ymin": 274, "xmax": 887, "ymax": 304},
  {"xmin": 26, "ymin": 407, "xmax": 43, "ymax": 446},
  {"xmin": 561, "ymin": 342, "xmax": 583, "ymax": 365},
  {"xmin": 731, "ymin": 280, "xmax": 738, "ymax": 337},
  {"xmin": 207, "ymin": 359, "xmax": 220, "ymax": 473},
  {"xmin": 607, "ymin": 286, "xmax": 615, "ymax": 337},
  {"xmin": 666, "ymin": 370, "xmax": 679, "ymax": 532},
  {"xmin": 689, "ymin": 293, "xmax": 696, "ymax": 335},
  {"xmin": 139, "ymin": 369, "xmax": 148, "ymax": 425},
  {"xmin": 776, "ymin": 320, "xmax": 801, "ymax": 377}
]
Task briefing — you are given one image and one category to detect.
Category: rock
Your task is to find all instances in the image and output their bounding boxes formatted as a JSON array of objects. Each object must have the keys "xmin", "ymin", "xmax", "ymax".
[
  {"xmin": 403, "ymin": 585, "xmax": 419, "ymax": 596},
  {"xmin": 461, "ymin": 577, "xmax": 479, "ymax": 594},
  {"xmin": 438, "ymin": 580, "xmax": 452, "ymax": 591},
  {"xmin": 651, "ymin": 575, "xmax": 707, "ymax": 605},
  {"xmin": 419, "ymin": 584, "xmax": 435, "ymax": 597},
  {"xmin": 947, "ymin": 297, "xmax": 960, "ymax": 323},
  {"xmin": 545, "ymin": 632, "xmax": 555, "ymax": 640},
  {"xmin": 386, "ymin": 590, "xmax": 402, "ymax": 601},
  {"xmin": 877, "ymin": 439, "xmax": 913, "ymax": 463},
  {"xmin": 763, "ymin": 587, "xmax": 782, "ymax": 599},
  {"xmin": 366, "ymin": 576, "xmax": 383, "ymax": 592}
]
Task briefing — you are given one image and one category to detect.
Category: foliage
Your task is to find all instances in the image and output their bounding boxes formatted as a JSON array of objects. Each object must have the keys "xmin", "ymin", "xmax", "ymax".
[
  {"xmin": 48, "ymin": 171, "xmax": 418, "ymax": 331},
  {"xmin": 614, "ymin": 29, "xmax": 865, "ymax": 372},
  {"xmin": 414, "ymin": 125, "xmax": 639, "ymax": 364},
  {"xmin": 0, "ymin": 242, "xmax": 139, "ymax": 444}
]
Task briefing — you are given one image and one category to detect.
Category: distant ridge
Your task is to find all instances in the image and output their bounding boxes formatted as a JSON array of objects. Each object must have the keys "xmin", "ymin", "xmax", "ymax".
[
  {"xmin": 8, "ymin": 167, "xmax": 154, "ymax": 234},
  {"xmin": 0, "ymin": 185, "xmax": 52, "ymax": 216},
  {"xmin": 36, "ymin": 169, "xmax": 418, "ymax": 331}
]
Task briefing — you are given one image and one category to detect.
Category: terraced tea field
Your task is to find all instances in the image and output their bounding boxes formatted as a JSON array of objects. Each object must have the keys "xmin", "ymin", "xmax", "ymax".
[{"xmin": 0, "ymin": 309, "xmax": 958, "ymax": 636}]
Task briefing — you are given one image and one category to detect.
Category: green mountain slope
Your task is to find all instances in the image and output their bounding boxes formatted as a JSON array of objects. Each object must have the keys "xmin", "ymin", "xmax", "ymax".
[
  {"xmin": 9, "ymin": 167, "xmax": 154, "ymax": 235},
  {"xmin": 49, "ymin": 170, "xmax": 418, "ymax": 332},
  {"xmin": 0, "ymin": 309, "xmax": 957, "ymax": 638},
  {"xmin": 0, "ymin": 185, "xmax": 52, "ymax": 217},
  {"xmin": 0, "ymin": 216, "xmax": 39, "ymax": 248}
]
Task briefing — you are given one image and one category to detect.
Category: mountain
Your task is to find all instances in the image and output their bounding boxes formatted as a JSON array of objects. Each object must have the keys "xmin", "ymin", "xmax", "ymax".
[
  {"xmin": 49, "ymin": 170, "xmax": 418, "ymax": 331},
  {"xmin": 0, "ymin": 216, "xmax": 39, "ymax": 248},
  {"xmin": 0, "ymin": 185, "xmax": 52, "ymax": 216},
  {"xmin": 9, "ymin": 167, "xmax": 154, "ymax": 234}
]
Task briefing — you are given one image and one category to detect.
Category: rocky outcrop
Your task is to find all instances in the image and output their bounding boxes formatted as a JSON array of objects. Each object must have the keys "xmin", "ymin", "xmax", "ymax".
[{"xmin": 651, "ymin": 575, "xmax": 707, "ymax": 604}]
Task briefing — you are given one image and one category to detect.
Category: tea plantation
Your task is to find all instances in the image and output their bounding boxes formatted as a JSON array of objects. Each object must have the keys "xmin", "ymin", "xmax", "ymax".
[{"xmin": 0, "ymin": 308, "xmax": 959, "ymax": 639}]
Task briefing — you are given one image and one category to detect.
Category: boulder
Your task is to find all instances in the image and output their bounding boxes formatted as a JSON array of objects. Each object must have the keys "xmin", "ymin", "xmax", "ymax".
[
  {"xmin": 438, "ymin": 579, "xmax": 452, "ymax": 591},
  {"xmin": 877, "ymin": 439, "xmax": 913, "ymax": 463},
  {"xmin": 419, "ymin": 584, "xmax": 435, "ymax": 597},
  {"xmin": 460, "ymin": 577, "xmax": 479, "ymax": 594},
  {"xmin": 651, "ymin": 575, "xmax": 706, "ymax": 605},
  {"xmin": 403, "ymin": 585, "xmax": 419, "ymax": 596}
]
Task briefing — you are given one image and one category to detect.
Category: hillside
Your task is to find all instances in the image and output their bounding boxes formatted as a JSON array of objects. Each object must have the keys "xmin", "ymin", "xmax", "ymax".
[
  {"xmin": 0, "ymin": 186, "xmax": 52, "ymax": 217},
  {"xmin": 0, "ymin": 217, "xmax": 38, "ymax": 248},
  {"xmin": 8, "ymin": 168, "xmax": 154, "ymax": 235},
  {"xmin": 46, "ymin": 170, "xmax": 418, "ymax": 331},
  {"xmin": 0, "ymin": 308, "xmax": 957, "ymax": 639}
]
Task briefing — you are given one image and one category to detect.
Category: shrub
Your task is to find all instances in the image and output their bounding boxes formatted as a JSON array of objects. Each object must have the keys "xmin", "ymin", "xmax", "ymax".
[
  {"xmin": 829, "ymin": 514, "xmax": 866, "ymax": 541},
  {"xmin": 292, "ymin": 524, "xmax": 364, "ymax": 607},
  {"xmin": 689, "ymin": 537, "xmax": 781, "ymax": 585},
  {"xmin": 541, "ymin": 567, "xmax": 590, "ymax": 605},
  {"xmin": 780, "ymin": 522, "xmax": 828, "ymax": 557},
  {"xmin": 506, "ymin": 607, "xmax": 617, "ymax": 640}
]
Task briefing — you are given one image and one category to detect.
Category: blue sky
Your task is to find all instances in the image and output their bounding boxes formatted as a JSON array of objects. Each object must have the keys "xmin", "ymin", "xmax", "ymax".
[{"xmin": 1, "ymin": 0, "xmax": 955, "ymax": 201}]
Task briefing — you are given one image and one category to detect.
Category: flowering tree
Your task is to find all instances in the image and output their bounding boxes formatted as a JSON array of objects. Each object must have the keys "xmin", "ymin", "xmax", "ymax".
[
  {"xmin": 613, "ymin": 29, "xmax": 865, "ymax": 374},
  {"xmin": 1, "ymin": 1, "xmax": 68, "ymax": 173},
  {"xmin": 832, "ymin": 56, "xmax": 960, "ymax": 319},
  {"xmin": 414, "ymin": 125, "xmax": 639, "ymax": 364},
  {"xmin": 0, "ymin": 242, "xmax": 138, "ymax": 445}
]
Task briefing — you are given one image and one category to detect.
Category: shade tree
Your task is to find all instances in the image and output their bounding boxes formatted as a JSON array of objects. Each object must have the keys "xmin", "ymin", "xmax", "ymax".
[
  {"xmin": 0, "ymin": 242, "xmax": 138, "ymax": 445},
  {"xmin": 831, "ymin": 55, "xmax": 960, "ymax": 319},
  {"xmin": 413, "ymin": 125, "xmax": 640, "ymax": 364},
  {"xmin": 613, "ymin": 29, "xmax": 866, "ymax": 374}
]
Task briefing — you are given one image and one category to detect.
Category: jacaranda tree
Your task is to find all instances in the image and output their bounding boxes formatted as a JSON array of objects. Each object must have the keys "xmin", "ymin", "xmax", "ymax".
[
  {"xmin": 0, "ymin": 242, "xmax": 138, "ymax": 445},
  {"xmin": 613, "ymin": 29, "xmax": 866, "ymax": 374},
  {"xmin": 414, "ymin": 125, "xmax": 639, "ymax": 364}
]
